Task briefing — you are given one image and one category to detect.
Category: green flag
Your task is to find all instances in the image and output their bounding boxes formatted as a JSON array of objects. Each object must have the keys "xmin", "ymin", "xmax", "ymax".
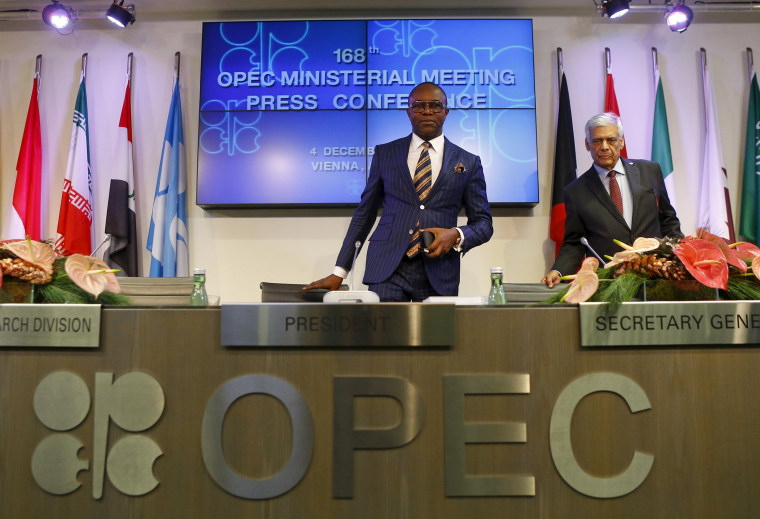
[
  {"xmin": 740, "ymin": 68, "xmax": 760, "ymax": 244},
  {"xmin": 651, "ymin": 69, "xmax": 678, "ymax": 213}
]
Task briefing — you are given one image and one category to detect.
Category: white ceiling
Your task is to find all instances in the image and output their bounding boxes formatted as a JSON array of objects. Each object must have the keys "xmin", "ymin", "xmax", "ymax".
[
  {"xmin": 0, "ymin": 0, "xmax": 757, "ymax": 28},
  {"xmin": 0, "ymin": 0, "xmax": 602, "ymax": 17}
]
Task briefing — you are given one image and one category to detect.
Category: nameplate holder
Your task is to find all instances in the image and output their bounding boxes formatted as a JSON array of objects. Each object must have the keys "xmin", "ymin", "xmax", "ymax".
[
  {"xmin": 579, "ymin": 301, "xmax": 760, "ymax": 347},
  {"xmin": 221, "ymin": 303, "xmax": 455, "ymax": 347},
  {"xmin": 0, "ymin": 304, "xmax": 101, "ymax": 348}
]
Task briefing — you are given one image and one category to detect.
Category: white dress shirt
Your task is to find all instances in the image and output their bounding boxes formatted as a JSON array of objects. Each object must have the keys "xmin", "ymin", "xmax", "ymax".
[{"xmin": 594, "ymin": 158, "xmax": 633, "ymax": 228}]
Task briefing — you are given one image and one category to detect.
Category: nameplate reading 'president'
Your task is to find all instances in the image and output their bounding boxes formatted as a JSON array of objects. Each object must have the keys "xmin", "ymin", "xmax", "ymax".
[
  {"xmin": 221, "ymin": 303, "xmax": 455, "ymax": 347},
  {"xmin": 579, "ymin": 301, "xmax": 760, "ymax": 347}
]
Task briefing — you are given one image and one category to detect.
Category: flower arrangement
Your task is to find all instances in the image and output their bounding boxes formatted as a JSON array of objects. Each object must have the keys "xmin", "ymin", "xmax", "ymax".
[
  {"xmin": 0, "ymin": 238, "xmax": 129, "ymax": 305},
  {"xmin": 544, "ymin": 231, "xmax": 760, "ymax": 305}
]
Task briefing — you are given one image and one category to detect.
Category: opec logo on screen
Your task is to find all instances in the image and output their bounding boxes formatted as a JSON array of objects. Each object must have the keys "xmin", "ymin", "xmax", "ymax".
[{"xmin": 197, "ymin": 19, "xmax": 538, "ymax": 207}]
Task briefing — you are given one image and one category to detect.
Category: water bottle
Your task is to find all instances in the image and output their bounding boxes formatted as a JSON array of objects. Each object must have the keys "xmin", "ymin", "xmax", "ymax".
[
  {"xmin": 488, "ymin": 267, "xmax": 507, "ymax": 305},
  {"xmin": 190, "ymin": 268, "xmax": 209, "ymax": 306}
]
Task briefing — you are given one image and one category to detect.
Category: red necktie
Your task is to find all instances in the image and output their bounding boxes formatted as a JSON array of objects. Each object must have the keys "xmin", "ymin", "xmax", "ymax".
[{"xmin": 607, "ymin": 171, "xmax": 623, "ymax": 215}]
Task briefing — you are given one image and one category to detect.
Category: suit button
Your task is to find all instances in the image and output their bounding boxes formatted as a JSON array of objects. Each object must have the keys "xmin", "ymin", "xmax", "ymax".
[
  {"xmin": 409, "ymin": 229, "xmax": 413, "ymax": 234},
  {"xmin": 420, "ymin": 204, "xmax": 425, "ymax": 210}
]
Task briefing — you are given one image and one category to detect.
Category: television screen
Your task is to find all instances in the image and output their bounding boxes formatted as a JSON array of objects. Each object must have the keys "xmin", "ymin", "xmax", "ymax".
[{"xmin": 198, "ymin": 19, "xmax": 538, "ymax": 208}]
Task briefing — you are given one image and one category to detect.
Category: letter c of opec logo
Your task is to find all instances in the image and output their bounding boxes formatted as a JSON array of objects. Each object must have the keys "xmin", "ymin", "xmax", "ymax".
[{"xmin": 32, "ymin": 371, "xmax": 164, "ymax": 499}]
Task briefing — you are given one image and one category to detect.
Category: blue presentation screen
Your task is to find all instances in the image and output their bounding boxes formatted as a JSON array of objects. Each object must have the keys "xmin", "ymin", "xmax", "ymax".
[{"xmin": 198, "ymin": 19, "xmax": 538, "ymax": 207}]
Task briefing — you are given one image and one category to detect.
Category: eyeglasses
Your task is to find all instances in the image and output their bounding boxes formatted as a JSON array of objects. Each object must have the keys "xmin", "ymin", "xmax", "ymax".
[{"xmin": 409, "ymin": 101, "xmax": 447, "ymax": 113}]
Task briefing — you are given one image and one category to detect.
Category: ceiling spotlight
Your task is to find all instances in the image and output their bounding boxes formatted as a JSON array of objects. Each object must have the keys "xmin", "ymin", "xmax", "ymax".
[
  {"xmin": 42, "ymin": 0, "xmax": 72, "ymax": 30},
  {"xmin": 665, "ymin": 3, "xmax": 693, "ymax": 33},
  {"xmin": 602, "ymin": 0, "xmax": 630, "ymax": 19},
  {"xmin": 106, "ymin": 0, "xmax": 135, "ymax": 28}
]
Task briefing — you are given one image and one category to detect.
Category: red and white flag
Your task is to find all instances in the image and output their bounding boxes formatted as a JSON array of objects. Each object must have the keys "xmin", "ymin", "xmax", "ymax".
[
  {"xmin": 55, "ymin": 71, "xmax": 93, "ymax": 255},
  {"xmin": 2, "ymin": 76, "xmax": 42, "ymax": 240},
  {"xmin": 604, "ymin": 72, "xmax": 628, "ymax": 158}
]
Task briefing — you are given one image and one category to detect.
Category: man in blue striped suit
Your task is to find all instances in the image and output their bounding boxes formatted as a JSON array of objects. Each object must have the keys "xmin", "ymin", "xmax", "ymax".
[{"xmin": 305, "ymin": 82, "xmax": 493, "ymax": 302}]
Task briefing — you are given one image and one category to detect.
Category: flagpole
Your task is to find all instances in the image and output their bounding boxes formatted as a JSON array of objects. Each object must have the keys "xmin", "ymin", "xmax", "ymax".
[
  {"xmin": 174, "ymin": 51, "xmax": 180, "ymax": 83},
  {"xmin": 748, "ymin": 47, "xmax": 754, "ymax": 81},
  {"xmin": 651, "ymin": 47, "xmax": 658, "ymax": 87},
  {"xmin": 81, "ymin": 53, "xmax": 87, "ymax": 80},
  {"xmin": 557, "ymin": 47, "xmax": 563, "ymax": 91},
  {"xmin": 35, "ymin": 54, "xmax": 42, "ymax": 89},
  {"xmin": 127, "ymin": 52, "xmax": 133, "ymax": 81},
  {"xmin": 701, "ymin": 48, "xmax": 708, "ymax": 119},
  {"xmin": 605, "ymin": 47, "xmax": 611, "ymax": 75}
]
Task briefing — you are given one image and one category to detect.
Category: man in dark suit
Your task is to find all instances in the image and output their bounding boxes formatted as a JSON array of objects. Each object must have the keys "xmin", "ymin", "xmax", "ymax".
[
  {"xmin": 305, "ymin": 82, "xmax": 493, "ymax": 301},
  {"xmin": 542, "ymin": 112, "xmax": 682, "ymax": 287}
]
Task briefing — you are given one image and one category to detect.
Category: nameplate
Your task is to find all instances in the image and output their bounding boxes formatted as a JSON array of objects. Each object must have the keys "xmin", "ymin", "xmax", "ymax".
[
  {"xmin": 0, "ymin": 304, "xmax": 101, "ymax": 348},
  {"xmin": 221, "ymin": 303, "xmax": 456, "ymax": 347},
  {"xmin": 579, "ymin": 301, "xmax": 760, "ymax": 347}
]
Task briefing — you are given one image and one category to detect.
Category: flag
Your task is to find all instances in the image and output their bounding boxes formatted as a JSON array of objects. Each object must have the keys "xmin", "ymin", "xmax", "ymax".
[
  {"xmin": 740, "ymin": 65, "xmax": 760, "ymax": 244},
  {"xmin": 604, "ymin": 72, "xmax": 628, "ymax": 158},
  {"xmin": 147, "ymin": 80, "xmax": 188, "ymax": 277},
  {"xmin": 2, "ymin": 76, "xmax": 42, "ymax": 240},
  {"xmin": 651, "ymin": 67, "xmax": 678, "ymax": 214},
  {"xmin": 104, "ymin": 75, "xmax": 139, "ymax": 276},
  {"xmin": 698, "ymin": 70, "xmax": 736, "ymax": 242},
  {"xmin": 550, "ymin": 72, "xmax": 577, "ymax": 257},
  {"xmin": 55, "ymin": 72, "xmax": 93, "ymax": 255}
]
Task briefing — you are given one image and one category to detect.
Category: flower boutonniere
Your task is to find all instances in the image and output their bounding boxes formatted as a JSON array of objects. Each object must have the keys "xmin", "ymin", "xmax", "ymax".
[{"xmin": 453, "ymin": 163, "xmax": 466, "ymax": 173}]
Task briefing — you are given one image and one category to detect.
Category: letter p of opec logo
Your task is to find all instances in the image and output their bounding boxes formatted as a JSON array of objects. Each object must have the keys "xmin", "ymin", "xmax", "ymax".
[{"xmin": 32, "ymin": 371, "xmax": 164, "ymax": 499}]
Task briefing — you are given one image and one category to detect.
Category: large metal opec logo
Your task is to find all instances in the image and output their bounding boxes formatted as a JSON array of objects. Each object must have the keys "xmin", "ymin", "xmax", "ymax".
[
  {"xmin": 30, "ymin": 371, "xmax": 653, "ymax": 501},
  {"xmin": 32, "ymin": 371, "xmax": 164, "ymax": 499}
]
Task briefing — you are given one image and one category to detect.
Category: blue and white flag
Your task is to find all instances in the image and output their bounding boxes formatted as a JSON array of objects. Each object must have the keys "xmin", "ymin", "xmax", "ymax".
[{"xmin": 147, "ymin": 80, "xmax": 188, "ymax": 277}]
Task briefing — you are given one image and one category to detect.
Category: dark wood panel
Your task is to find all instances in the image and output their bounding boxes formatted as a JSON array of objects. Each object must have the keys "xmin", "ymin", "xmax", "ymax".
[{"xmin": 0, "ymin": 306, "xmax": 758, "ymax": 518}]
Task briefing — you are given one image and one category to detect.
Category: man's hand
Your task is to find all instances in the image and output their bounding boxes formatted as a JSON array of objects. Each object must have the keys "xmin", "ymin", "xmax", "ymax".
[
  {"xmin": 422, "ymin": 227, "xmax": 459, "ymax": 258},
  {"xmin": 303, "ymin": 274, "xmax": 343, "ymax": 291},
  {"xmin": 541, "ymin": 270, "xmax": 562, "ymax": 288}
]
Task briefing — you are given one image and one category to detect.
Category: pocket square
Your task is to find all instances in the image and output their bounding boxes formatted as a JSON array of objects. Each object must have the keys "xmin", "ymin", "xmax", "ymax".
[{"xmin": 454, "ymin": 163, "xmax": 466, "ymax": 173}]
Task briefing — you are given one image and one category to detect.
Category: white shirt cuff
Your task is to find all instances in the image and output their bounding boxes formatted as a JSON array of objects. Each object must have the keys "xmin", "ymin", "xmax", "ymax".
[{"xmin": 452, "ymin": 227, "xmax": 465, "ymax": 252}]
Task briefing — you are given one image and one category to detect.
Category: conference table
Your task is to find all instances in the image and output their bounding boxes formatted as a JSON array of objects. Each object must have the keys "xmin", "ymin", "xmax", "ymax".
[{"xmin": 1, "ymin": 300, "xmax": 759, "ymax": 518}]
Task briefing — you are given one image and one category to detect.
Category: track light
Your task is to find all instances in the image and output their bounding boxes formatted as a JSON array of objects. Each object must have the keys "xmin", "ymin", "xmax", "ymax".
[
  {"xmin": 665, "ymin": 2, "xmax": 693, "ymax": 32},
  {"xmin": 41, "ymin": 0, "xmax": 72, "ymax": 30},
  {"xmin": 106, "ymin": 0, "xmax": 135, "ymax": 28},
  {"xmin": 602, "ymin": 0, "xmax": 630, "ymax": 19}
]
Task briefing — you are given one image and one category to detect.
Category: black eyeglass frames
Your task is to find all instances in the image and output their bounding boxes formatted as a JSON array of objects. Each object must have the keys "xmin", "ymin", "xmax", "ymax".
[{"xmin": 409, "ymin": 101, "xmax": 447, "ymax": 113}]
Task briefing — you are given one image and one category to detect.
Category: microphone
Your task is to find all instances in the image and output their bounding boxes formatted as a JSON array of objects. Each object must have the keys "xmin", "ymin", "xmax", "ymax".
[
  {"xmin": 580, "ymin": 237, "xmax": 604, "ymax": 264},
  {"xmin": 91, "ymin": 234, "xmax": 112, "ymax": 257},
  {"xmin": 323, "ymin": 240, "xmax": 380, "ymax": 303}
]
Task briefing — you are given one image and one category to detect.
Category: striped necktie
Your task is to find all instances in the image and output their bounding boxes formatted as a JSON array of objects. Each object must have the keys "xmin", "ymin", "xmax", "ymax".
[
  {"xmin": 607, "ymin": 170, "xmax": 623, "ymax": 214},
  {"xmin": 406, "ymin": 142, "xmax": 432, "ymax": 258}
]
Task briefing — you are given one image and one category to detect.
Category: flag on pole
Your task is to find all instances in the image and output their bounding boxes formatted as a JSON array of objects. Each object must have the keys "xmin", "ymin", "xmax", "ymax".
[
  {"xmin": 104, "ymin": 73, "xmax": 138, "ymax": 276},
  {"xmin": 739, "ymin": 65, "xmax": 760, "ymax": 244},
  {"xmin": 55, "ymin": 71, "xmax": 93, "ymax": 255},
  {"xmin": 550, "ymin": 72, "xmax": 577, "ymax": 257},
  {"xmin": 147, "ymin": 80, "xmax": 188, "ymax": 277},
  {"xmin": 651, "ymin": 67, "xmax": 679, "ymax": 214},
  {"xmin": 3, "ymin": 76, "xmax": 42, "ymax": 240},
  {"xmin": 698, "ymin": 69, "xmax": 736, "ymax": 242},
  {"xmin": 604, "ymin": 72, "xmax": 628, "ymax": 158}
]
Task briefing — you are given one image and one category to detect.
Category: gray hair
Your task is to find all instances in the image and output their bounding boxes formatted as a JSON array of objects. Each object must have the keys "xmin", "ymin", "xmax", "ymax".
[{"xmin": 584, "ymin": 112, "xmax": 624, "ymax": 142}]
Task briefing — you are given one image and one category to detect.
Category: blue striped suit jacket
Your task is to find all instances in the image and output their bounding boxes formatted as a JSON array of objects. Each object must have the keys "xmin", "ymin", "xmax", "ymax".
[{"xmin": 336, "ymin": 134, "xmax": 493, "ymax": 296}]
